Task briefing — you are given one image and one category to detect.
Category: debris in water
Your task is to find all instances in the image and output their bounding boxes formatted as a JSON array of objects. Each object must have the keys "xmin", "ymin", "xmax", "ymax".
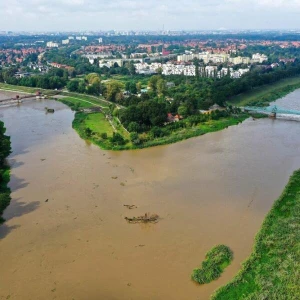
[
  {"xmin": 45, "ymin": 107, "xmax": 55, "ymax": 113},
  {"xmin": 124, "ymin": 204, "xmax": 137, "ymax": 209},
  {"xmin": 111, "ymin": 176, "xmax": 118, "ymax": 179},
  {"xmin": 120, "ymin": 182, "xmax": 125, "ymax": 186},
  {"xmin": 45, "ymin": 199, "xmax": 49, "ymax": 202},
  {"xmin": 125, "ymin": 213, "xmax": 159, "ymax": 224},
  {"xmin": 40, "ymin": 158, "xmax": 46, "ymax": 161}
]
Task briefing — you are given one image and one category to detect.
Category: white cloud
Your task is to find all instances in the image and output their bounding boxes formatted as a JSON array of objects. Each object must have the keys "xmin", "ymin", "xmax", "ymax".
[{"xmin": 0, "ymin": 0, "xmax": 299, "ymax": 30}]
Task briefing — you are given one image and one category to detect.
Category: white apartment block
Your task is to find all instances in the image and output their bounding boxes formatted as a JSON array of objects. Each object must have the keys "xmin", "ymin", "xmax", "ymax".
[
  {"xmin": 46, "ymin": 41, "xmax": 59, "ymax": 48},
  {"xmin": 230, "ymin": 68, "xmax": 250, "ymax": 78},
  {"xmin": 130, "ymin": 53, "xmax": 148, "ymax": 58},
  {"xmin": 177, "ymin": 52, "xmax": 230, "ymax": 64},
  {"xmin": 135, "ymin": 62, "xmax": 249, "ymax": 79},
  {"xmin": 83, "ymin": 52, "xmax": 113, "ymax": 64},
  {"xmin": 251, "ymin": 53, "xmax": 268, "ymax": 63},
  {"xmin": 229, "ymin": 56, "xmax": 250, "ymax": 65},
  {"xmin": 62, "ymin": 39, "xmax": 69, "ymax": 45}
]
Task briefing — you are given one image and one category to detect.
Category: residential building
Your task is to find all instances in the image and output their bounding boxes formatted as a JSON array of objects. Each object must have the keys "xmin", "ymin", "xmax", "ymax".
[
  {"xmin": 251, "ymin": 53, "xmax": 268, "ymax": 63},
  {"xmin": 229, "ymin": 56, "xmax": 250, "ymax": 65},
  {"xmin": 46, "ymin": 41, "xmax": 58, "ymax": 48}
]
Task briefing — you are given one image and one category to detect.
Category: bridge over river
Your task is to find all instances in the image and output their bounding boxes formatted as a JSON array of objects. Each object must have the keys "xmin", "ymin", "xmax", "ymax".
[{"xmin": 244, "ymin": 105, "xmax": 300, "ymax": 118}]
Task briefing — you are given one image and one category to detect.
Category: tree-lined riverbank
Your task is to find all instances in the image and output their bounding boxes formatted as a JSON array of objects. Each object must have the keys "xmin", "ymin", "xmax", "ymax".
[
  {"xmin": 229, "ymin": 76, "xmax": 300, "ymax": 107},
  {"xmin": 0, "ymin": 121, "xmax": 11, "ymax": 223},
  {"xmin": 72, "ymin": 111, "xmax": 248, "ymax": 150}
]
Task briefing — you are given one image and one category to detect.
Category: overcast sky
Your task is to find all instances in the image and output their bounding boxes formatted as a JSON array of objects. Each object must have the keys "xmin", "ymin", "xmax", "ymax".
[{"xmin": 1, "ymin": 0, "xmax": 300, "ymax": 31}]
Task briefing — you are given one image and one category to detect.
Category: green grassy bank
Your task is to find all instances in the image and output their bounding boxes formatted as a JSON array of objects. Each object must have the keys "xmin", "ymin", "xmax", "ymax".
[
  {"xmin": 0, "ymin": 121, "xmax": 11, "ymax": 224},
  {"xmin": 212, "ymin": 169, "xmax": 300, "ymax": 300},
  {"xmin": 0, "ymin": 82, "xmax": 58, "ymax": 96},
  {"xmin": 229, "ymin": 76, "xmax": 300, "ymax": 107},
  {"xmin": 72, "ymin": 112, "xmax": 248, "ymax": 151}
]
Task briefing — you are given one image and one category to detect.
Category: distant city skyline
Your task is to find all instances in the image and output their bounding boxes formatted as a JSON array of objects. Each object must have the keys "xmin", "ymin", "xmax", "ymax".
[{"xmin": 1, "ymin": 0, "xmax": 300, "ymax": 31}]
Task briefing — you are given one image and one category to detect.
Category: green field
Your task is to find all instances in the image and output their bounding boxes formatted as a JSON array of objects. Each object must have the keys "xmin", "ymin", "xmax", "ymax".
[
  {"xmin": 61, "ymin": 92, "xmax": 111, "ymax": 108},
  {"xmin": 110, "ymin": 74, "xmax": 150, "ymax": 88},
  {"xmin": 58, "ymin": 96, "xmax": 110, "ymax": 113},
  {"xmin": 84, "ymin": 113, "xmax": 114, "ymax": 136},
  {"xmin": 72, "ymin": 112, "xmax": 132, "ymax": 150},
  {"xmin": 229, "ymin": 76, "xmax": 300, "ymax": 107},
  {"xmin": 212, "ymin": 169, "xmax": 300, "ymax": 300}
]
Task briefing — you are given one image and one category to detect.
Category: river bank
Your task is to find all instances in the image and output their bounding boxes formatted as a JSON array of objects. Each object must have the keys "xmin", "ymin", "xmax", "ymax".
[
  {"xmin": 0, "ymin": 120, "xmax": 11, "ymax": 223},
  {"xmin": 229, "ymin": 76, "xmax": 300, "ymax": 107},
  {"xmin": 212, "ymin": 169, "xmax": 300, "ymax": 299}
]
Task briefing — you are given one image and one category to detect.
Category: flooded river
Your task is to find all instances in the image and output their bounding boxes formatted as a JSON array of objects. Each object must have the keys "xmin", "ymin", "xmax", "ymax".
[{"xmin": 0, "ymin": 90, "xmax": 300, "ymax": 300}]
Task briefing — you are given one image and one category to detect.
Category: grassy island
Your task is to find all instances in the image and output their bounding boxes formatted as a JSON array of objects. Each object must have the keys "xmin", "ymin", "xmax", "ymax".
[
  {"xmin": 212, "ymin": 170, "xmax": 300, "ymax": 299},
  {"xmin": 0, "ymin": 121, "xmax": 11, "ymax": 224},
  {"xmin": 192, "ymin": 245, "xmax": 233, "ymax": 285}
]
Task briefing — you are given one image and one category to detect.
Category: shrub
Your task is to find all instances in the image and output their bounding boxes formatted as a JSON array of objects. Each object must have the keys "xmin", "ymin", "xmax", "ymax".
[
  {"xmin": 110, "ymin": 132, "xmax": 125, "ymax": 145},
  {"xmin": 130, "ymin": 132, "xmax": 140, "ymax": 145},
  {"xmin": 100, "ymin": 132, "xmax": 108, "ymax": 139},
  {"xmin": 128, "ymin": 121, "xmax": 140, "ymax": 133},
  {"xmin": 85, "ymin": 127, "xmax": 92, "ymax": 137},
  {"xmin": 192, "ymin": 245, "xmax": 233, "ymax": 284}
]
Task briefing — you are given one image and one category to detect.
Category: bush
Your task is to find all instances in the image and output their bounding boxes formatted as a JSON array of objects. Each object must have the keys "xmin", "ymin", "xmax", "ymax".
[
  {"xmin": 150, "ymin": 126, "xmax": 163, "ymax": 138},
  {"xmin": 191, "ymin": 245, "xmax": 233, "ymax": 284},
  {"xmin": 85, "ymin": 127, "xmax": 92, "ymax": 137},
  {"xmin": 130, "ymin": 132, "xmax": 140, "ymax": 145},
  {"xmin": 100, "ymin": 132, "xmax": 108, "ymax": 139},
  {"xmin": 128, "ymin": 121, "xmax": 140, "ymax": 133},
  {"xmin": 110, "ymin": 132, "xmax": 125, "ymax": 145}
]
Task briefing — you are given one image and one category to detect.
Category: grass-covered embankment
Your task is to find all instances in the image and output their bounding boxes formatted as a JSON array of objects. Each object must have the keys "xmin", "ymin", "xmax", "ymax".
[
  {"xmin": 229, "ymin": 76, "xmax": 300, "ymax": 107},
  {"xmin": 192, "ymin": 245, "xmax": 233, "ymax": 284},
  {"xmin": 212, "ymin": 169, "xmax": 300, "ymax": 300},
  {"xmin": 0, "ymin": 121, "xmax": 11, "ymax": 224},
  {"xmin": 0, "ymin": 82, "xmax": 58, "ymax": 96}
]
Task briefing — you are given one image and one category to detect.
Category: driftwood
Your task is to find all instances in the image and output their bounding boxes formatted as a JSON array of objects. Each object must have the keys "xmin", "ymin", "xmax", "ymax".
[
  {"xmin": 125, "ymin": 213, "xmax": 159, "ymax": 224},
  {"xmin": 123, "ymin": 204, "xmax": 137, "ymax": 209}
]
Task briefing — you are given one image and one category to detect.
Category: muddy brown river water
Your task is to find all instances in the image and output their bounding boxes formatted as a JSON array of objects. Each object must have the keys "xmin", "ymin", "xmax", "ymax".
[{"xmin": 0, "ymin": 90, "xmax": 300, "ymax": 300}]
